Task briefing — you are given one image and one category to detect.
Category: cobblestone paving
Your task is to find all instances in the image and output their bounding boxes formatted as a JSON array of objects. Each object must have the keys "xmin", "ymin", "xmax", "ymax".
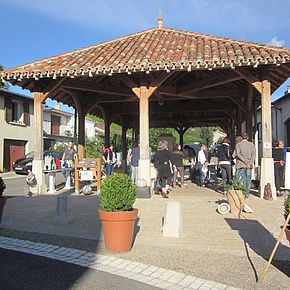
[{"xmin": 0, "ymin": 236, "xmax": 241, "ymax": 290}]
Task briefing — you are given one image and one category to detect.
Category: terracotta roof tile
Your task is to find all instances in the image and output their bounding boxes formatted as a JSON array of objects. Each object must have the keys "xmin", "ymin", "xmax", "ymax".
[{"xmin": 1, "ymin": 27, "xmax": 290, "ymax": 81}]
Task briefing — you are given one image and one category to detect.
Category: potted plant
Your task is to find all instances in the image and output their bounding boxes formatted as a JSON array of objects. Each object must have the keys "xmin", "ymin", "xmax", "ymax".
[
  {"xmin": 0, "ymin": 177, "xmax": 7, "ymax": 223},
  {"xmin": 284, "ymin": 193, "xmax": 290, "ymax": 245},
  {"xmin": 99, "ymin": 173, "xmax": 137, "ymax": 252},
  {"xmin": 224, "ymin": 181, "xmax": 246, "ymax": 215}
]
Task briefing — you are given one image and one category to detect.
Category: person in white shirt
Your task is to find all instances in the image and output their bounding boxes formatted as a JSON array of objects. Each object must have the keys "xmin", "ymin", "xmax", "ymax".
[{"xmin": 196, "ymin": 144, "xmax": 208, "ymax": 187}]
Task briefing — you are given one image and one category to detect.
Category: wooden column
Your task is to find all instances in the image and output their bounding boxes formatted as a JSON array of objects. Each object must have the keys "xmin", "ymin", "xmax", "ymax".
[
  {"xmin": 121, "ymin": 120, "xmax": 128, "ymax": 163},
  {"xmin": 261, "ymin": 80, "xmax": 272, "ymax": 158},
  {"xmin": 78, "ymin": 111, "xmax": 85, "ymax": 158},
  {"xmin": 175, "ymin": 126, "xmax": 188, "ymax": 149},
  {"xmin": 139, "ymin": 86, "xmax": 150, "ymax": 160},
  {"xmin": 260, "ymin": 79, "xmax": 276, "ymax": 198},
  {"xmin": 104, "ymin": 118, "xmax": 111, "ymax": 148},
  {"xmin": 74, "ymin": 108, "xmax": 77, "ymax": 144},
  {"xmin": 32, "ymin": 92, "xmax": 47, "ymax": 194},
  {"xmin": 119, "ymin": 73, "xmax": 171, "ymax": 189},
  {"xmin": 246, "ymin": 86, "xmax": 253, "ymax": 140},
  {"xmin": 237, "ymin": 107, "xmax": 242, "ymax": 135}
]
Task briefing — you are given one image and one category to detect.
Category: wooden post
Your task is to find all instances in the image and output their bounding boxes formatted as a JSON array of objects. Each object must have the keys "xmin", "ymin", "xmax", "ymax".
[
  {"xmin": 261, "ymin": 80, "xmax": 272, "ymax": 158},
  {"xmin": 74, "ymin": 108, "xmax": 77, "ymax": 144},
  {"xmin": 32, "ymin": 92, "xmax": 47, "ymax": 194},
  {"xmin": 121, "ymin": 120, "xmax": 128, "ymax": 168},
  {"xmin": 78, "ymin": 111, "xmax": 85, "ymax": 158},
  {"xmin": 138, "ymin": 86, "xmax": 151, "ymax": 186},
  {"xmin": 237, "ymin": 107, "xmax": 242, "ymax": 135},
  {"xmin": 104, "ymin": 117, "xmax": 111, "ymax": 148},
  {"xmin": 260, "ymin": 79, "xmax": 276, "ymax": 198},
  {"xmin": 246, "ymin": 86, "xmax": 253, "ymax": 141}
]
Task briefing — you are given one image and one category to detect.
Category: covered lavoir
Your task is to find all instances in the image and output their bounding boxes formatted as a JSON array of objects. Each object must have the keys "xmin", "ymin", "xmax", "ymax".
[{"xmin": 1, "ymin": 17, "xmax": 290, "ymax": 197}]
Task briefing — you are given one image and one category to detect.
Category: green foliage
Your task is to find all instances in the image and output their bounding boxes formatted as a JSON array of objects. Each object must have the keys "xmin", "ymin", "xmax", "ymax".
[
  {"xmin": 52, "ymin": 143, "xmax": 65, "ymax": 154},
  {"xmin": 284, "ymin": 193, "xmax": 290, "ymax": 223},
  {"xmin": 111, "ymin": 133, "xmax": 122, "ymax": 152},
  {"xmin": 183, "ymin": 127, "xmax": 218, "ymax": 148},
  {"xmin": 99, "ymin": 173, "xmax": 136, "ymax": 212},
  {"xmin": 0, "ymin": 177, "xmax": 6, "ymax": 197},
  {"xmin": 0, "ymin": 64, "xmax": 8, "ymax": 89},
  {"xmin": 224, "ymin": 180, "xmax": 247, "ymax": 195},
  {"xmin": 86, "ymin": 114, "xmax": 104, "ymax": 124},
  {"xmin": 149, "ymin": 128, "xmax": 178, "ymax": 151},
  {"xmin": 85, "ymin": 138, "xmax": 104, "ymax": 158}
]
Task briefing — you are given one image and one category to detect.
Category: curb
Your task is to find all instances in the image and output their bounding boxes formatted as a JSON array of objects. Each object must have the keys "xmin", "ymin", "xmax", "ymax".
[{"xmin": 0, "ymin": 236, "xmax": 240, "ymax": 290}]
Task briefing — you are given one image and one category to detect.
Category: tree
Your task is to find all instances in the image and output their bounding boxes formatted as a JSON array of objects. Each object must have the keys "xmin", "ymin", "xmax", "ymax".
[
  {"xmin": 0, "ymin": 64, "xmax": 7, "ymax": 89},
  {"xmin": 149, "ymin": 128, "xmax": 178, "ymax": 151},
  {"xmin": 85, "ymin": 137, "xmax": 104, "ymax": 158}
]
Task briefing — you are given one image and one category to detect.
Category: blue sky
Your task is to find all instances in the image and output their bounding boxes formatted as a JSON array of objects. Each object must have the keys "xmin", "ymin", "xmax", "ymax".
[{"xmin": 1, "ymin": 0, "xmax": 290, "ymax": 112}]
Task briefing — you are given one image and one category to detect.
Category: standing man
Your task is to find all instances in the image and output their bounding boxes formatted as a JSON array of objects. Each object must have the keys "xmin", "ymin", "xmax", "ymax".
[
  {"xmin": 62, "ymin": 141, "xmax": 78, "ymax": 165},
  {"xmin": 235, "ymin": 133, "xmax": 256, "ymax": 197},
  {"xmin": 129, "ymin": 142, "xmax": 140, "ymax": 184},
  {"xmin": 218, "ymin": 137, "xmax": 232, "ymax": 186},
  {"xmin": 102, "ymin": 143, "xmax": 117, "ymax": 176}
]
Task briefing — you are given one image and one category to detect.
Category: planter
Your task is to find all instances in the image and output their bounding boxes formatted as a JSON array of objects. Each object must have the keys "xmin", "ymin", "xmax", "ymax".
[
  {"xmin": 0, "ymin": 197, "xmax": 7, "ymax": 223},
  {"xmin": 227, "ymin": 190, "xmax": 245, "ymax": 215},
  {"xmin": 99, "ymin": 208, "xmax": 138, "ymax": 252},
  {"xmin": 285, "ymin": 227, "xmax": 290, "ymax": 246}
]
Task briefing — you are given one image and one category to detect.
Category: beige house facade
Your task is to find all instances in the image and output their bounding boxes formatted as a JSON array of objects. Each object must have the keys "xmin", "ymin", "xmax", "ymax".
[{"xmin": 0, "ymin": 88, "xmax": 34, "ymax": 171}]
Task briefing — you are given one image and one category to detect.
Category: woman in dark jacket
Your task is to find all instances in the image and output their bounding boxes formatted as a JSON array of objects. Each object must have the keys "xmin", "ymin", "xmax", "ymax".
[
  {"xmin": 155, "ymin": 140, "xmax": 173, "ymax": 198},
  {"xmin": 171, "ymin": 144, "xmax": 185, "ymax": 188}
]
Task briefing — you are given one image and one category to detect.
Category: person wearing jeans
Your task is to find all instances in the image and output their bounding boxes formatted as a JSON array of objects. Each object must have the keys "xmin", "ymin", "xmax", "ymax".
[
  {"xmin": 234, "ymin": 133, "xmax": 256, "ymax": 197},
  {"xmin": 102, "ymin": 143, "xmax": 117, "ymax": 176}
]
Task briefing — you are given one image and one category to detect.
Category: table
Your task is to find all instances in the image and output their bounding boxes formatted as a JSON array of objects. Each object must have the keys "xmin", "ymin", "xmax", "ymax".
[{"xmin": 43, "ymin": 168, "xmax": 73, "ymax": 194}]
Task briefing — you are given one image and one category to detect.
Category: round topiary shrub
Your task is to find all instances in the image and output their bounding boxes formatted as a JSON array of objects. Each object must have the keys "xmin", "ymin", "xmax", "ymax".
[{"xmin": 99, "ymin": 173, "xmax": 136, "ymax": 212}]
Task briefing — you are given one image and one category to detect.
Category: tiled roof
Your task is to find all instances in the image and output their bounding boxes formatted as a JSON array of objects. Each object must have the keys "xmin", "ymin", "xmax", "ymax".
[{"xmin": 1, "ymin": 27, "xmax": 290, "ymax": 81}]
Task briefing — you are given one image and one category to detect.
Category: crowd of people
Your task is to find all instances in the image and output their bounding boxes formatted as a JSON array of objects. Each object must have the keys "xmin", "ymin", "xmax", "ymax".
[{"xmin": 73, "ymin": 133, "xmax": 288, "ymax": 199}]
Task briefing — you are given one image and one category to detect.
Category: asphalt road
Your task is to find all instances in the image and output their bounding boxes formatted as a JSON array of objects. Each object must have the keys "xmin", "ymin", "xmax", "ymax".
[
  {"xmin": 0, "ymin": 248, "xmax": 158, "ymax": 290},
  {"xmin": 2, "ymin": 172, "xmax": 67, "ymax": 196}
]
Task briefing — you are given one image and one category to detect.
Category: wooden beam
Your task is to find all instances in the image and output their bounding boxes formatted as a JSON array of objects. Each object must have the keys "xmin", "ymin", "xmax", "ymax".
[
  {"xmin": 177, "ymin": 72, "xmax": 243, "ymax": 94},
  {"xmin": 160, "ymin": 88, "xmax": 246, "ymax": 100},
  {"xmin": 227, "ymin": 96, "xmax": 246, "ymax": 112},
  {"xmin": 246, "ymin": 85, "xmax": 253, "ymax": 140},
  {"xmin": 235, "ymin": 67, "xmax": 262, "ymax": 93},
  {"xmin": 63, "ymin": 80, "xmax": 135, "ymax": 98}
]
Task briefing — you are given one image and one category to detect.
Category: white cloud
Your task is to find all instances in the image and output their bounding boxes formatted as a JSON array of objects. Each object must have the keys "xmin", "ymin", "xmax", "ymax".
[{"xmin": 269, "ymin": 37, "xmax": 286, "ymax": 47}]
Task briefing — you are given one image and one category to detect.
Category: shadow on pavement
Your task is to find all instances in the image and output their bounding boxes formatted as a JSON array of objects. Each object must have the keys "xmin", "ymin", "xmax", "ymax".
[{"xmin": 225, "ymin": 218, "xmax": 290, "ymax": 278}]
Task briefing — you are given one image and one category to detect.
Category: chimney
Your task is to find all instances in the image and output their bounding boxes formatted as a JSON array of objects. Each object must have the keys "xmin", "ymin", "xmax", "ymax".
[
  {"xmin": 157, "ymin": 12, "xmax": 163, "ymax": 29},
  {"xmin": 55, "ymin": 102, "xmax": 61, "ymax": 110}
]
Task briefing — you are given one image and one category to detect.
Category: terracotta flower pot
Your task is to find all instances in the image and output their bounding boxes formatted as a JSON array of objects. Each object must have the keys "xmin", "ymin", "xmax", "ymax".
[
  {"xmin": 285, "ymin": 227, "xmax": 290, "ymax": 246},
  {"xmin": 227, "ymin": 190, "xmax": 245, "ymax": 215},
  {"xmin": 0, "ymin": 197, "xmax": 7, "ymax": 223},
  {"xmin": 99, "ymin": 208, "xmax": 138, "ymax": 252}
]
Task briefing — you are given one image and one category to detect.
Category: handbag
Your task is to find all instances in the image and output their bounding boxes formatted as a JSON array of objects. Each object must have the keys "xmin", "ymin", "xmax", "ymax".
[{"xmin": 154, "ymin": 178, "xmax": 162, "ymax": 192}]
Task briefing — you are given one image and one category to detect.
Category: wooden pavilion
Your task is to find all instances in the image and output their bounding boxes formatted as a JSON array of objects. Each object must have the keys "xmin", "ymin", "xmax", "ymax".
[{"xmin": 1, "ymin": 17, "xmax": 290, "ymax": 197}]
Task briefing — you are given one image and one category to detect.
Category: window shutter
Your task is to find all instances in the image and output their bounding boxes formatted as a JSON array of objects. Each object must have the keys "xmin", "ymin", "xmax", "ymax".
[
  {"xmin": 4, "ymin": 97, "xmax": 12, "ymax": 123},
  {"xmin": 23, "ymin": 102, "xmax": 30, "ymax": 126}
]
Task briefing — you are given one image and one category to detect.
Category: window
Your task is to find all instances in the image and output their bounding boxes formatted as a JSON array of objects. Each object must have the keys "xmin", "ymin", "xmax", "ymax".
[
  {"xmin": 51, "ymin": 115, "xmax": 61, "ymax": 135},
  {"xmin": 11, "ymin": 101, "xmax": 23, "ymax": 123}
]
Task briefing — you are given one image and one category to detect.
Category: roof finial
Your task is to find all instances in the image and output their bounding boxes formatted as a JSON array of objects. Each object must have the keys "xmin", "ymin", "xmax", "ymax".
[{"xmin": 157, "ymin": 11, "xmax": 163, "ymax": 29}]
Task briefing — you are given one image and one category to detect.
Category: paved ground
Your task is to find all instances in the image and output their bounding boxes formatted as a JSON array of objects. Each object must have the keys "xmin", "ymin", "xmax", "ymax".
[
  {"xmin": 0, "ymin": 171, "xmax": 67, "ymax": 196},
  {"xmin": 0, "ymin": 248, "xmax": 158, "ymax": 290},
  {"xmin": 0, "ymin": 175, "xmax": 289, "ymax": 289}
]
